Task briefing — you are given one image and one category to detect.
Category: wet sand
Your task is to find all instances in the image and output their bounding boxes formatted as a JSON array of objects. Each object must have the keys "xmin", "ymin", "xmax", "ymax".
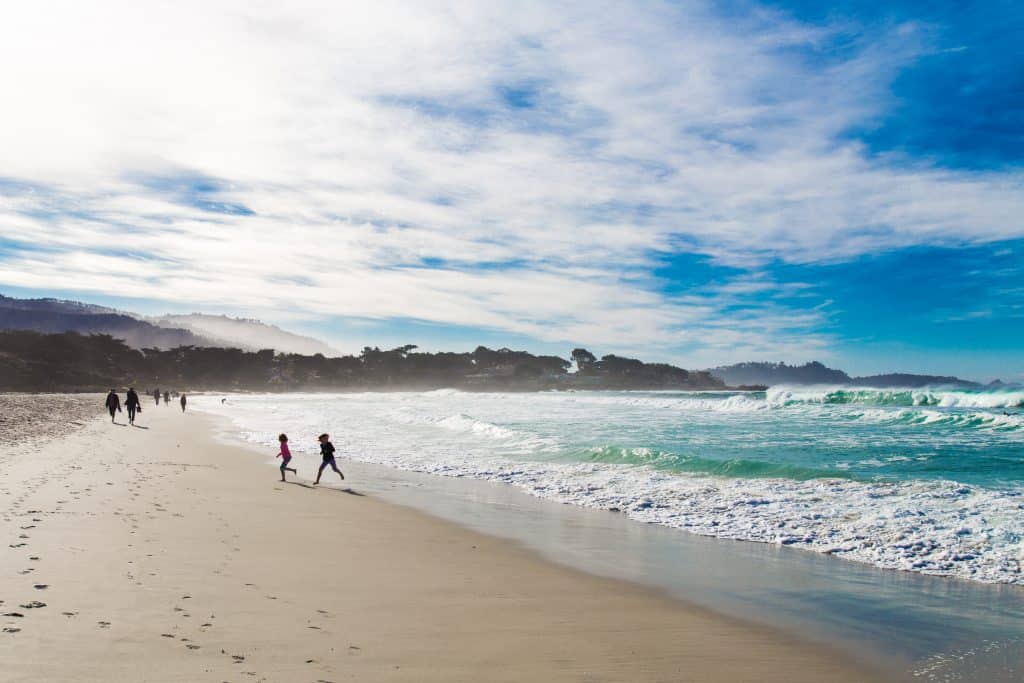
[{"xmin": 0, "ymin": 399, "xmax": 889, "ymax": 682}]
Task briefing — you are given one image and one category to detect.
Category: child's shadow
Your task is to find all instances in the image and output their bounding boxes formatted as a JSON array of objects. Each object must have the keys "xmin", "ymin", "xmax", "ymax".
[
  {"xmin": 286, "ymin": 481, "xmax": 316, "ymax": 490},
  {"xmin": 330, "ymin": 487, "xmax": 365, "ymax": 497}
]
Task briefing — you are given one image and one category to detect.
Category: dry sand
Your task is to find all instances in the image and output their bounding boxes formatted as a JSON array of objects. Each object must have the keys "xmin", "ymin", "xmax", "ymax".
[{"xmin": 0, "ymin": 398, "xmax": 891, "ymax": 682}]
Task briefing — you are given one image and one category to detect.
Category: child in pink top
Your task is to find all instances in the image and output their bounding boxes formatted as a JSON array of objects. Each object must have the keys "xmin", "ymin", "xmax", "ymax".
[{"xmin": 277, "ymin": 433, "xmax": 297, "ymax": 482}]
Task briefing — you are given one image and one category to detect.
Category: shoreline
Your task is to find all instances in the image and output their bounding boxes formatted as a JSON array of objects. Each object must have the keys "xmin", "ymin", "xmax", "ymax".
[{"xmin": 0, "ymin": 401, "xmax": 887, "ymax": 682}]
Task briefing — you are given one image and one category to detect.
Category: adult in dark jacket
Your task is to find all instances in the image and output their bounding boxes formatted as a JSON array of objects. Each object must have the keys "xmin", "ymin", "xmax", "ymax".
[
  {"xmin": 125, "ymin": 388, "xmax": 142, "ymax": 425},
  {"xmin": 105, "ymin": 390, "xmax": 121, "ymax": 423}
]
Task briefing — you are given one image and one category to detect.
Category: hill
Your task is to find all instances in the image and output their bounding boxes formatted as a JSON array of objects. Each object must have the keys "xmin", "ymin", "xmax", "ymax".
[
  {"xmin": 0, "ymin": 294, "xmax": 336, "ymax": 354},
  {"xmin": 151, "ymin": 314, "xmax": 337, "ymax": 356},
  {"xmin": 710, "ymin": 361, "xmax": 980, "ymax": 388},
  {"xmin": 0, "ymin": 294, "xmax": 213, "ymax": 349}
]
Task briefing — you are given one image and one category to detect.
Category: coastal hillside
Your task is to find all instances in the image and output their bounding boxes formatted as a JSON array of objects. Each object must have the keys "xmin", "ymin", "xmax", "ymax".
[
  {"xmin": 0, "ymin": 293, "xmax": 336, "ymax": 354},
  {"xmin": 151, "ymin": 313, "xmax": 337, "ymax": 356},
  {"xmin": 0, "ymin": 294, "xmax": 214, "ymax": 349},
  {"xmin": 710, "ymin": 361, "xmax": 981, "ymax": 388}
]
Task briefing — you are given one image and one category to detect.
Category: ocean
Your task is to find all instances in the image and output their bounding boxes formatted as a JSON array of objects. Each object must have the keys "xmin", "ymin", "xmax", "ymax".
[{"xmin": 194, "ymin": 386, "xmax": 1024, "ymax": 585}]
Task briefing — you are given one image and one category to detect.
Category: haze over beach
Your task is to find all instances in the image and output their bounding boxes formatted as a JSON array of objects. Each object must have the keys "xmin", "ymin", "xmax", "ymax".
[{"xmin": 1, "ymin": 1, "xmax": 1023, "ymax": 682}]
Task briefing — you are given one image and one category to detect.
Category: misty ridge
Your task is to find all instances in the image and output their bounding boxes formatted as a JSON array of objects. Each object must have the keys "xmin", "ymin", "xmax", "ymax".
[{"xmin": 0, "ymin": 294, "xmax": 336, "ymax": 354}]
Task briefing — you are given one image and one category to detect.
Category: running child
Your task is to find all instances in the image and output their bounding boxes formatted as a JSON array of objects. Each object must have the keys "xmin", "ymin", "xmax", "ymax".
[
  {"xmin": 314, "ymin": 433, "xmax": 344, "ymax": 485},
  {"xmin": 276, "ymin": 433, "xmax": 297, "ymax": 482}
]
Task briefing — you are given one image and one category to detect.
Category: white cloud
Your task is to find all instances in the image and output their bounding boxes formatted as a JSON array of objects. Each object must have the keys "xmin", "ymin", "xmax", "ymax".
[{"xmin": 0, "ymin": 1, "xmax": 1021, "ymax": 362}]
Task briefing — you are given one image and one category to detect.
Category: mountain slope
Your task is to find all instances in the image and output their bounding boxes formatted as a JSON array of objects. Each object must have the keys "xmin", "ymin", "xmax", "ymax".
[
  {"xmin": 0, "ymin": 294, "xmax": 337, "ymax": 355},
  {"xmin": 0, "ymin": 294, "xmax": 212, "ymax": 349},
  {"xmin": 150, "ymin": 314, "xmax": 337, "ymax": 355}
]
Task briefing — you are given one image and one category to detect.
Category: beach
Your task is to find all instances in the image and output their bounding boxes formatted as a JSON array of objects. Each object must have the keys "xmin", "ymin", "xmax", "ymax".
[{"xmin": 0, "ymin": 398, "xmax": 885, "ymax": 682}]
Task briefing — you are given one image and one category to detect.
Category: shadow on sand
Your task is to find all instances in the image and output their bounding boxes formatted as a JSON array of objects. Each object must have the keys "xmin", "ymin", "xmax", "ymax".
[{"xmin": 327, "ymin": 487, "xmax": 365, "ymax": 497}]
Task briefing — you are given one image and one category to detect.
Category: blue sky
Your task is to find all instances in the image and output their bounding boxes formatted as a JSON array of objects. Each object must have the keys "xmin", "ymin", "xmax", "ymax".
[{"xmin": 0, "ymin": 1, "xmax": 1021, "ymax": 380}]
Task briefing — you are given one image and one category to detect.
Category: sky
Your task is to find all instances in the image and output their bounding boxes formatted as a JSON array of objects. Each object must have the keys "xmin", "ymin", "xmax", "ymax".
[{"xmin": 0, "ymin": 1, "xmax": 1021, "ymax": 380}]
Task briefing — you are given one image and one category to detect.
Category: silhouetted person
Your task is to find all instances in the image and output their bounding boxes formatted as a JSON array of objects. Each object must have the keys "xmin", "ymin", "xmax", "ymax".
[
  {"xmin": 105, "ymin": 390, "xmax": 121, "ymax": 423},
  {"xmin": 154, "ymin": 388, "xmax": 161, "ymax": 405},
  {"xmin": 314, "ymin": 433, "xmax": 344, "ymax": 485},
  {"xmin": 125, "ymin": 388, "xmax": 142, "ymax": 425},
  {"xmin": 180, "ymin": 394, "xmax": 187, "ymax": 412},
  {"xmin": 163, "ymin": 391, "xmax": 170, "ymax": 405}
]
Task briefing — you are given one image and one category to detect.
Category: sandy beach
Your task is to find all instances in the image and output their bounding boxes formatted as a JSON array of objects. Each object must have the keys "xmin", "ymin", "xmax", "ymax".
[{"xmin": 0, "ymin": 397, "xmax": 888, "ymax": 682}]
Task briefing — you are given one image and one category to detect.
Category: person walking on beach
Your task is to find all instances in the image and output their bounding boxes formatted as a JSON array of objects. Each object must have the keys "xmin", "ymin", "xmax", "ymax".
[
  {"xmin": 277, "ymin": 434, "xmax": 297, "ymax": 482},
  {"xmin": 314, "ymin": 433, "xmax": 344, "ymax": 485},
  {"xmin": 125, "ymin": 387, "xmax": 142, "ymax": 425},
  {"xmin": 180, "ymin": 394, "xmax": 187, "ymax": 412},
  {"xmin": 105, "ymin": 390, "xmax": 121, "ymax": 423},
  {"xmin": 163, "ymin": 391, "xmax": 170, "ymax": 405},
  {"xmin": 153, "ymin": 388, "xmax": 161, "ymax": 405}
]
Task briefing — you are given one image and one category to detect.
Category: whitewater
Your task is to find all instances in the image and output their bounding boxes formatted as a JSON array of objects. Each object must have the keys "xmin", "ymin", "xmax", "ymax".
[{"xmin": 194, "ymin": 387, "xmax": 1024, "ymax": 585}]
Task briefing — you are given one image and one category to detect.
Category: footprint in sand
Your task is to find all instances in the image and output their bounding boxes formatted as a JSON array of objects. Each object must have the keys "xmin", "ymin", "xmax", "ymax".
[
  {"xmin": 160, "ymin": 633, "xmax": 175, "ymax": 638},
  {"xmin": 3, "ymin": 613, "xmax": 24, "ymax": 618},
  {"xmin": 19, "ymin": 601, "xmax": 45, "ymax": 609},
  {"xmin": 97, "ymin": 621, "xmax": 110, "ymax": 628},
  {"xmin": 61, "ymin": 611, "xmax": 77, "ymax": 617},
  {"xmin": 185, "ymin": 644, "xmax": 200, "ymax": 650},
  {"xmin": 33, "ymin": 585, "xmax": 48, "ymax": 590}
]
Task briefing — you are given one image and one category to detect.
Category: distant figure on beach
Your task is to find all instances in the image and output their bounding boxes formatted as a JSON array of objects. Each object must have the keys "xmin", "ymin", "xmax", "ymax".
[
  {"xmin": 163, "ymin": 391, "xmax": 170, "ymax": 405},
  {"xmin": 125, "ymin": 388, "xmax": 142, "ymax": 425},
  {"xmin": 277, "ymin": 434, "xmax": 297, "ymax": 482},
  {"xmin": 105, "ymin": 390, "xmax": 121, "ymax": 423},
  {"xmin": 180, "ymin": 394, "xmax": 187, "ymax": 412},
  {"xmin": 314, "ymin": 433, "xmax": 344, "ymax": 485},
  {"xmin": 153, "ymin": 388, "xmax": 161, "ymax": 405}
]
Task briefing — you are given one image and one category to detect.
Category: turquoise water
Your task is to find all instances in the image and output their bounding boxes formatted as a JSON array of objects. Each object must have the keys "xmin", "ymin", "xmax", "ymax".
[
  {"xmin": 534, "ymin": 388, "xmax": 1024, "ymax": 488},
  {"xmin": 198, "ymin": 386, "xmax": 1024, "ymax": 584}
]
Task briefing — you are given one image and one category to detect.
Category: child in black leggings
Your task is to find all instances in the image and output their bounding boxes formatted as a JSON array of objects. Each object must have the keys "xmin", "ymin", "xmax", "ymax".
[{"xmin": 314, "ymin": 433, "xmax": 344, "ymax": 485}]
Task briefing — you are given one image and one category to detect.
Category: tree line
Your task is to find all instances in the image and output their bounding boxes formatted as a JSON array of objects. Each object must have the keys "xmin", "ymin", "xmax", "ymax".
[{"xmin": 0, "ymin": 330, "xmax": 727, "ymax": 392}]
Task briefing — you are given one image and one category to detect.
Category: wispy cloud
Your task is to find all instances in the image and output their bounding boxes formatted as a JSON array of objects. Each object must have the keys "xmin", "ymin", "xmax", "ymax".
[{"xmin": 0, "ymin": 1, "xmax": 1021, "ymax": 365}]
